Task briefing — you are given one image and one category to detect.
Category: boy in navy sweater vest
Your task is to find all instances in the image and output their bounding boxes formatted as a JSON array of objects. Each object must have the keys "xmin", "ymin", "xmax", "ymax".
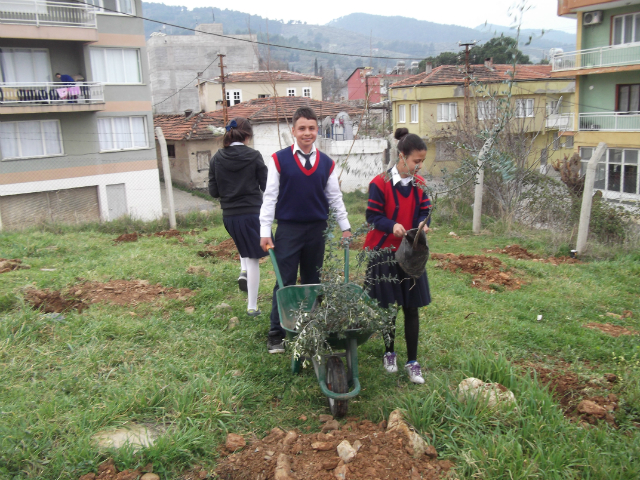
[{"xmin": 260, "ymin": 107, "xmax": 352, "ymax": 353}]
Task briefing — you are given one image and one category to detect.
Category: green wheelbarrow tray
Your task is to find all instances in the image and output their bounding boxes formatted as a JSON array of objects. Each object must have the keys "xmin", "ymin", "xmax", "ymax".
[{"xmin": 268, "ymin": 243, "xmax": 373, "ymax": 403}]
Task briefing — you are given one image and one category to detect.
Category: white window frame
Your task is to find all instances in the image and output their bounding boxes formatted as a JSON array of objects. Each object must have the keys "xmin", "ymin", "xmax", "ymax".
[
  {"xmin": 302, "ymin": 87, "xmax": 312, "ymax": 98},
  {"xmin": 86, "ymin": 0, "xmax": 136, "ymax": 15},
  {"xmin": 515, "ymin": 98, "xmax": 535, "ymax": 118},
  {"xmin": 477, "ymin": 100, "xmax": 497, "ymax": 120},
  {"xmin": 97, "ymin": 116, "xmax": 149, "ymax": 153},
  {"xmin": 563, "ymin": 135, "xmax": 574, "ymax": 149},
  {"xmin": 0, "ymin": 119, "xmax": 64, "ymax": 160},
  {"xmin": 90, "ymin": 48, "xmax": 142, "ymax": 85},
  {"xmin": 580, "ymin": 147, "xmax": 639, "ymax": 195},
  {"xmin": 612, "ymin": 12, "xmax": 640, "ymax": 46},
  {"xmin": 410, "ymin": 103, "xmax": 418, "ymax": 123},
  {"xmin": 437, "ymin": 102, "xmax": 457, "ymax": 122},
  {"xmin": 397, "ymin": 104, "xmax": 406, "ymax": 123},
  {"xmin": 0, "ymin": 47, "xmax": 52, "ymax": 83},
  {"xmin": 287, "ymin": 88, "xmax": 296, "ymax": 97},
  {"xmin": 226, "ymin": 89, "xmax": 242, "ymax": 106}
]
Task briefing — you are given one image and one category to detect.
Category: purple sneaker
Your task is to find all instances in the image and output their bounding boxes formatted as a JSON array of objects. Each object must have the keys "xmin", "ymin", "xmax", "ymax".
[
  {"xmin": 404, "ymin": 361, "xmax": 425, "ymax": 384},
  {"xmin": 383, "ymin": 352, "xmax": 398, "ymax": 373}
]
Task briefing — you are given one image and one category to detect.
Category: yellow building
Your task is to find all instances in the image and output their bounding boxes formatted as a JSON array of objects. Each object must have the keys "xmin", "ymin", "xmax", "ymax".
[
  {"xmin": 197, "ymin": 71, "xmax": 322, "ymax": 112},
  {"xmin": 389, "ymin": 62, "xmax": 576, "ymax": 177},
  {"xmin": 553, "ymin": 0, "xmax": 640, "ymax": 202}
]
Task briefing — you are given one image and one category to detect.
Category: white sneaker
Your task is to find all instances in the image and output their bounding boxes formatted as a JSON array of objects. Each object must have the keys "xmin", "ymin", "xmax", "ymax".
[
  {"xmin": 404, "ymin": 361, "xmax": 425, "ymax": 384},
  {"xmin": 383, "ymin": 352, "xmax": 398, "ymax": 373}
]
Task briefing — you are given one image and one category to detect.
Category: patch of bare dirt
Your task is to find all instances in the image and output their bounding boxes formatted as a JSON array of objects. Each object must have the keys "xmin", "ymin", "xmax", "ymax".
[
  {"xmin": 215, "ymin": 420, "xmax": 451, "ymax": 480},
  {"xmin": 484, "ymin": 245, "xmax": 581, "ymax": 265},
  {"xmin": 430, "ymin": 253, "xmax": 523, "ymax": 292},
  {"xmin": 520, "ymin": 361, "xmax": 619, "ymax": 426},
  {"xmin": 583, "ymin": 322, "xmax": 638, "ymax": 337},
  {"xmin": 113, "ymin": 228, "xmax": 208, "ymax": 243},
  {"xmin": 25, "ymin": 280, "xmax": 194, "ymax": 313},
  {"xmin": 198, "ymin": 238, "xmax": 240, "ymax": 260},
  {"xmin": 114, "ymin": 233, "xmax": 139, "ymax": 243},
  {"xmin": 79, "ymin": 459, "xmax": 200, "ymax": 480},
  {"xmin": 0, "ymin": 258, "xmax": 31, "ymax": 274}
]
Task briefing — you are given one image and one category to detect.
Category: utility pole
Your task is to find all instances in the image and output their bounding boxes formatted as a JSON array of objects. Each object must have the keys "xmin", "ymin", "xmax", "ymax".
[
  {"xmin": 218, "ymin": 53, "xmax": 228, "ymax": 124},
  {"xmin": 155, "ymin": 127, "xmax": 177, "ymax": 229},
  {"xmin": 458, "ymin": 41, "xmax": 476, "ymax": 124},
  {"xmin": 361, "ymin": 67, "xmax": 373, "ymax": 137}
]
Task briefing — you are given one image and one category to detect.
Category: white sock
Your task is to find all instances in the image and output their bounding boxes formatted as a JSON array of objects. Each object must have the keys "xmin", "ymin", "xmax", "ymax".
[
  {"xmin": 246, "ymin": 258, "xmax": 260, "ymax": 310},
  {"xmin": 240, "ymin": 256, "xmax": 247, "ymax": 273}
]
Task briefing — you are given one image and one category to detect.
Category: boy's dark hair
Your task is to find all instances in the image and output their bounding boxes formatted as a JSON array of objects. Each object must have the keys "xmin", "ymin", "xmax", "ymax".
[
  {"xmin": 395, "ymin": 128, "xmax": 427, "ymax": 156},
  {"xmin": 292, "ymin": 107, "xmax": 318, "ymax": 126},
  {"xmin": 223, "ymin": 117, "xmax": 253, "ymax": 148}
]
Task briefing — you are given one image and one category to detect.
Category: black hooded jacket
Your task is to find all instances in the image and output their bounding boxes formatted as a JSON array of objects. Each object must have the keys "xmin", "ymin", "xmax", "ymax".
[{"xmin": 209, "ymin": 145, "xmax": 268, "ymax": 216}]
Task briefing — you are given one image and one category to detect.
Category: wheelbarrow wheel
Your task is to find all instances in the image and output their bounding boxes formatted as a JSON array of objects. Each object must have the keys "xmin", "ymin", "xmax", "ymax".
[{"xmin": 326, "ymin": 355, "xmax": 348, "ymax": 418}]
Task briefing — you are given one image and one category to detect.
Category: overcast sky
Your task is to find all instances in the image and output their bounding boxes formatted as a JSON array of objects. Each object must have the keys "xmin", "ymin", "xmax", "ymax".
[{"xmin": 153, "ymin": 0, "xmax": 577, "ymax": 33}]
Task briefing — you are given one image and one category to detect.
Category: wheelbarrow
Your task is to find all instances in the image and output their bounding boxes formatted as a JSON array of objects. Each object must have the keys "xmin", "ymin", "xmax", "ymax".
[{"xmin": 268, "ymin": 243, "xmax": 373, "ymax": 417}]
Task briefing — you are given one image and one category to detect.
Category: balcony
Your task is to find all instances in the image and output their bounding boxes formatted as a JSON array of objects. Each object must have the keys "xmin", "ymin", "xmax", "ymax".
[
  {"xmin": 546, "ymin": 113, "xmax": 574, "ymax": 131},
  {"xmin": 0, "ymin": 82, "xmax": 105, "ymax": 114},
  {"xmin": 0, "ymin": 0, "xmax": 99, "ymax": 41},
  {"xmin": 578, "ymin": 112, "xmax": 640, "ymax": 132},
  {"xmin": 551, "ymin": 43, "xmax": 640, "ymax": 73}
]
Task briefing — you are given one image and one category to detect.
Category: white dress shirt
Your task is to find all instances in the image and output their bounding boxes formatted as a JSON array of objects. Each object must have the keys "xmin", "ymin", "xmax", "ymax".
[
  {"xmin": 391, "ymin": 166, "xmax": 413, "ymax": 186},
  {"xmin": 259, "ymin": 139, "xmax": 351, "ymax": 237}
]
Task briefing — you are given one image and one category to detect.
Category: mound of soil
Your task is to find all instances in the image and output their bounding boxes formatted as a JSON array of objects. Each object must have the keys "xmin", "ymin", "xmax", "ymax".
[
  {"xmin": 114, "ymin": 228, "xmax": 208, "ymax": 243},
  {"xmin": 215, "ymin": 419, "xmax": 451, "ymax": 480},
  {"xmin": 79, "ymin": 459, "xmax": 208, "ymax": 480},
  {"xmin": 484, "ymin": 245, "xmax": 580, "ymax": 265},
  {"xmin": 430, "ymin": 253, "xmax": 522, "ymax": 292},
  {"xmin": 114, "ymin": 233, "xmax": 139, "ymax": 243},
  {"xmin": 521, "ymin": 361, "xmax": 619, "ymax": 426},
  {"xmin": 583, "ymin": 322, "xmax": 638, "ymax": 337},
  {"xmin": 198, "ymin": 238, "xmax": 240, "ymax": 261},
  {"xmin": 0, "ymin": 258, "xmax": 31, "ymax": 274},
  {"xmin": 25, "ymin": 280, "xmax": 194, "ymax": 313}
]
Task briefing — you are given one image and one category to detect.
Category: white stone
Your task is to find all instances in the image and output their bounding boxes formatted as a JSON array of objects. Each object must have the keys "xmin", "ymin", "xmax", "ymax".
[
  {"xmin": 336, "ymin": 439, "xmax": 357, "ymax": 463},
  {"xmin": 457, "ymin": 377, "xmax": 516, "ymax": 409},
  {"xmin": 92, "ymin": 424, "xmax": 160, "ymax": 451}
]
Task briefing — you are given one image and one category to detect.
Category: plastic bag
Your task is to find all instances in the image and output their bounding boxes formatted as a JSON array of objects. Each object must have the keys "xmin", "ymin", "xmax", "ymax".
[{"xmin": 395, "ymin": 220, "xmax": 429, "ymax": 279}]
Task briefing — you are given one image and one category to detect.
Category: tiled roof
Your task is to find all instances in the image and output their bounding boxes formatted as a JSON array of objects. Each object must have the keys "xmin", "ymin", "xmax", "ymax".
[
  {"xmin": 390, "ymin": 64, "xmax": 573, "ymax": 88},
  {"xmin": 154, "ymin": 97, "xmax": 363, "ymax": 141},
  {"xmin": 207, "ymin": 71, "xmax": 322, "ymax": 84}
]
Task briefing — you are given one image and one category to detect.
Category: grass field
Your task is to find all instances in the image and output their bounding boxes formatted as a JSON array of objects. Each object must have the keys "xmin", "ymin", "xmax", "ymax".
[{"xmin": 1, "ymin": 193, "xmax": 639, "ymax": 479}]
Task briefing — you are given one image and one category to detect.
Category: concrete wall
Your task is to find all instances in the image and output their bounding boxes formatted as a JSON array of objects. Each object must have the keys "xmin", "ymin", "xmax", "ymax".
[
  {"xmin": 199, "ymin": 79, "xmax": 322, "ymax": 111},
  {"xmin": 156, "ymin": 137, "xmax": 223, "ymax": 190},
  {"xmin": 147, "ymin": 24, "xmax": 259, "ymax": 115},
  {"xmin": 579, "ymin": 71, "xmax": 639, "ymax": 112}
]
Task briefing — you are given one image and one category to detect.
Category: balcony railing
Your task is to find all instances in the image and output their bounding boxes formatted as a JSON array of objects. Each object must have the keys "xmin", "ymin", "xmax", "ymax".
[
  {"xmin": 578, "ymin": 112, "xmax": 640, "ymax": 132},
  {"xmin": 551, "ymin": 43, "xmax": 640, "ymax": 72},
  {"xmin": 0, "ymin": 82, "xmax": 104, "ymax": 105},
  {"xmin": 0, "ymin": 0, "xmax": 97, "ymax": 28},
  {"xmin": 546, "ymin": 113, "xmax": 574, "ymax": 131}
]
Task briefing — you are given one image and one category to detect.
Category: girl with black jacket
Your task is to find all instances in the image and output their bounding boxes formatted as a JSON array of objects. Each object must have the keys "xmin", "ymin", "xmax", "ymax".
[{"xmin": 209, "ymin": 117, "xmax": 268, "ymax": 316}]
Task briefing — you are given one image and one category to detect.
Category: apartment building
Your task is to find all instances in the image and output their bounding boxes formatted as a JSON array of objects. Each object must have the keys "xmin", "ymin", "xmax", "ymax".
[
  {"xmin": 553, "ymin": 0, "xmax": 640, "ymax": 202},
  {"xmin": 389, "ymin": 63, "xmax": 576, "ymax": 176},
  {"xmin": 0, "ymin": 0, "xmax": 161, "ymax": 230}
]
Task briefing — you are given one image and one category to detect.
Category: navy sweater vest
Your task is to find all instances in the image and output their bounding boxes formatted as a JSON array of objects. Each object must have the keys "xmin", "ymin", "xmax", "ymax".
[{"xmin": 272, "ymin": 146, "xmax": 335, "ymax": 223}]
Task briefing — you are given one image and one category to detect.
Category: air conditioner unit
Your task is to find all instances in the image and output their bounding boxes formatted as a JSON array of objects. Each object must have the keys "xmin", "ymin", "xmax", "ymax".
[{"xmin": 583, "ymin": 11, "xmax": 603, "ymax": 26}]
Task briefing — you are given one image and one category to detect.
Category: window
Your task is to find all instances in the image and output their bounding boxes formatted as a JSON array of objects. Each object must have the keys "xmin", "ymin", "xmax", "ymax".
[
  {"xmin": 437, "ymin": 102, "xmax": 457, "ymax": 122},
  {"xmin": 0, "ymin": 120, "xmax": 63, "ymax": 160},
  {"xmin": 90, "ymin": 48, "xmax": 141, "ymax": 84},
  {"xmin": 617, "ymin": 84, "xmax": 640, "ymax": 112},
  {"xmin": 86, "ymin": 0, "xmax": 134, "ymax": 15},
  {"xmin": 410, "ymin": 104, "xmax": 418, "ymax": 123},
  {"xmin": 562, "ymin": 135, "xmax": 574, "ymax": 149},
  {"xmin": 612, "ymin": 12, "xmax": 640, "ymax": 45},
  {"xmin": 477, "ymin": 100, "xmax": 497, "ymax": 120},
  {"xmin": 226, "ymin": 90, "xmax": 241, "ymax": 106},
  {"xmin": 579, "ymin": 147, "xmax": 639, "ymax": 194},
  {"xmin": 515, "ymin": 98, "xmax": 534, "ymax": 118},
  {"xmin": 97, "ymin": 116, "xmax": 148, "ymax": 152},
  {"xmin": 167, "ymin": 144, "xmax": 175, "ymax": 158},
  {"xmin": 196, "ymin": 151, "xmax": 210, "ymax": 172},
  {"xmin": 398, "ymin": 104, "xmax": 406, "ymax": 123},
  {"xmin": 552, "ymin": 132, "xmax": 560, "ymax": 150},
  {"xmin": 0, "ymin": 48, "xmax": 51, "ymax": 83},
  {"xmin": 287, "ymin": 88, "xmax": 296, "ymax": 97},
  {"xmin": 257, "ymin": 94, "xmax": 270, "ymax": 99},
  {"xmin": 302, "ymin": 88, "xmax": 311, "ymax": 98}
]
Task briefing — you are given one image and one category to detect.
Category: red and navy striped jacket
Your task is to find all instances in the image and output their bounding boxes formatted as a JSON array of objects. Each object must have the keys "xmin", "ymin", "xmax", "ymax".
[{"xmin": 363, "ymin": 172, "xmax": 432, "ymax": 251}]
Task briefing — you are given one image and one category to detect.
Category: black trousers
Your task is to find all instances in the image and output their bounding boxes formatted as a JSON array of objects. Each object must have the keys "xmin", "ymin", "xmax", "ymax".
[
  {"xmin": 386, "ymin": 306, "xmax": 420, "ymax": 362},
  {"xmin": 269, "ymin": 220, "xmax": 327, "ymax": 338}
]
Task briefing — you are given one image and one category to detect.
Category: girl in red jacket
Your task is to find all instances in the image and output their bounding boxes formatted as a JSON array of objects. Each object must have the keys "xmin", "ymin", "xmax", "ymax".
[{"xmin": 363, "ymin": 128, "xmax": 431, "ymax": 384}]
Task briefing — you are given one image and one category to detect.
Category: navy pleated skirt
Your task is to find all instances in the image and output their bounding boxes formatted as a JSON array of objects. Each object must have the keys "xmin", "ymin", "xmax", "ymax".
[
  {"xmin": 365, "ymin": 250, "xmax": 431, "ymax": 309},
  {"xmin": 222, "ymin": 213, "xmax": 268, "ymax": 259}
]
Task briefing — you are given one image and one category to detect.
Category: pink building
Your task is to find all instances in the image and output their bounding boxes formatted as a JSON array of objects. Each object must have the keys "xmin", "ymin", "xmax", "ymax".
[{"xmin": 346, "ymin": 67, "xmax": 382, "ymax": 104}]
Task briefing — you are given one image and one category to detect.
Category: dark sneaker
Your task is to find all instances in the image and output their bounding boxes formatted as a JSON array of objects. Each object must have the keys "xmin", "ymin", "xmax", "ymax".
[
  {"xmin": 247, "ymin": 309, "xmax": 262, "ymax": 317},
  {"xmin": 238, "ymin": 271, "xmax": 247, "ymax": 292},
  {"xmin": 267, "ymin": 334, "xmax": 285, "ymax": 354}
]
